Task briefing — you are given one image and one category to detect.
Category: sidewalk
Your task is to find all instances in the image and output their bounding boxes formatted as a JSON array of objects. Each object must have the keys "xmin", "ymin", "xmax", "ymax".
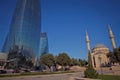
[{"xmin": 68, "ymin": 77, "xmax": 101, "ymax": 80}]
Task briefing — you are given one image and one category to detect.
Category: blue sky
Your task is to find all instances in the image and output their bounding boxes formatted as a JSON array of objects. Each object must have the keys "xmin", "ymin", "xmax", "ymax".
[{"xmin": 0, "ymin": 0, "xmax": 120, "ymax": 59}]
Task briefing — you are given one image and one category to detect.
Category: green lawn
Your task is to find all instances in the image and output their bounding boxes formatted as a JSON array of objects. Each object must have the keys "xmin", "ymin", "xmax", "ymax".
[{"xmin": 101, "ymin": 75, "xmax": 120, "ymax": 80}]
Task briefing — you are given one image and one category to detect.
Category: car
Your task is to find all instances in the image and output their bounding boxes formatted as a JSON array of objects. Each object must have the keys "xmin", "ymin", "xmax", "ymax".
[
  {"xmin": 0, "ymin": 70, "xmax": 7, "ymax": 74},
  {"xmin": 12, "ymin": 69, "xmax": 20, "ymax": 73},
  {"xmin": 24, "ymin": 69, "xmax": 30, "ymax": 72}
]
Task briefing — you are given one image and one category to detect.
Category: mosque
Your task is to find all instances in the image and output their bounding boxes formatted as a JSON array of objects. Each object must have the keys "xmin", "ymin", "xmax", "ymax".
[{"xmin": 86, "ymin": 26, "xmax": 116, "ymax": 68}]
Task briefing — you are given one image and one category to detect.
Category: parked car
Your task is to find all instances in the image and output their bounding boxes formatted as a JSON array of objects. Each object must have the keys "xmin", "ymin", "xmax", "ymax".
[
  {"xmin": 12, "ymin": 69, "xmax": 20, "ymax": 73},
  {"xmin": 24, "ymin": 69, "xmax": 30, "ymax": 72},
  {"xmin": 0, "ymin": 70, "xmax": 7, "ymax": 74}
]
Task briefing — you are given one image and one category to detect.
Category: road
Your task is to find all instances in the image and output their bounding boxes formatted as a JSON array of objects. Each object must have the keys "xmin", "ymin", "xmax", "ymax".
[{"xmin": 0, "ymin": 72, "xmax": 84, "ymax": 80}]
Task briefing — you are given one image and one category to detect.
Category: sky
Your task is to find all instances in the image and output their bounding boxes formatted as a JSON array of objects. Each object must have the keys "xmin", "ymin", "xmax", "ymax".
[{"xmin": 0, "ymin": 0, "xmax": 120, "ymax": 59}]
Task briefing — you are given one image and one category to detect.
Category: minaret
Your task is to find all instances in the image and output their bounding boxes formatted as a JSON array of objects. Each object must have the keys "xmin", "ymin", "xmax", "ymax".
[
  {"xmin": 86, "ymin": 32, "xmax": 91, "ymax": 53},
  {"xmin": 108, "ymin": 25, "xmax": 116, "ymax": 49},
  {"xmin": 86, "ymin": 31, "xmax": 93, "ymax": 68}
]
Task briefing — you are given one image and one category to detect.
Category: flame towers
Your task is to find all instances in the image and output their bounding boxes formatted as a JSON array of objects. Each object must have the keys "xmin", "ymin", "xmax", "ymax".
[
  {"xmin": 39, "ymin": 32, "xmax": 49, "ymax": 56},
  {"xmin": 2, "ymin": 0, "xmax": 41, "ymax": 62}
]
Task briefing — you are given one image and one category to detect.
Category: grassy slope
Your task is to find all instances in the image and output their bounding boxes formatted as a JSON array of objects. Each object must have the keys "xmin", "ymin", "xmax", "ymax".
[{"xmin": 101, "ymin": 75, "xmax": 120, "ymax": 80}]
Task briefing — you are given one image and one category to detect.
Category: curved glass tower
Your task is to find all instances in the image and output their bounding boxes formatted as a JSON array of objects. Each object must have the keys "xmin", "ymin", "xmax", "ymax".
[
  {"xmin": 39, "ymin": 32, "xmax": 48, "ymax": 57},
  {"xmin": 2, "ymin": 0, "xmax": 41, "ymax": 62}
]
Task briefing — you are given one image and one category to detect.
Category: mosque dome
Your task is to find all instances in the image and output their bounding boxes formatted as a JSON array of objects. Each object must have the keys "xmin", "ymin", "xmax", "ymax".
[
  {"xmin": 92, "ymin": 44, "xmax": 109, "ymax": 55},
  {"xmin": 94, "ymin": 44, "xmax": 108, "ymax": 49}
]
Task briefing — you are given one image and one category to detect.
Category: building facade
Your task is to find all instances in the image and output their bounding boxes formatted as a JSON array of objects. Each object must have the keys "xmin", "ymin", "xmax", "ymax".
[
  {"xmin": 91, "ymin": 44, "xmax": 109, "ymax": 68},
  {"xmin": 0, "ymin": 53, "xmax": 7, "ymax": 69},
  {"xmin": 2, "ymin": 0, "xmax": 41, "ymax": 64},
  {"xmin": 39, "ymin": 32, "xmax": 49, "ymax": 57}
]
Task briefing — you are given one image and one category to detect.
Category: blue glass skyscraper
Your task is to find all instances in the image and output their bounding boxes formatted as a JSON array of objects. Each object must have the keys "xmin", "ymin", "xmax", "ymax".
[
  {"xmin": 2, "ymin": 0, "xmax": 41, "ymax": 62},
  {"xmin": 39, "ymin": 32, "xmax": 49, "ymax": 57}
]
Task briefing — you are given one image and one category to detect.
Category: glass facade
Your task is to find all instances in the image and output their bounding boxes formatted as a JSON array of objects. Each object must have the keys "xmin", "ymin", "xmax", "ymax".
[
  {"xmin": 2, "ymin": 0, "xmax": 41, "ymax": 61},
  {"xmin": 39, "ymin": 32, "xmax": 48, "ymax": 57}
]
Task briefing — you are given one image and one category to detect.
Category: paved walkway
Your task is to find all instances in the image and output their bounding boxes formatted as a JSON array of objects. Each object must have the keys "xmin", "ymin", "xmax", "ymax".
[{"xmin": 0, "ymin": 72, "xmax": 84, "ymax": 80}]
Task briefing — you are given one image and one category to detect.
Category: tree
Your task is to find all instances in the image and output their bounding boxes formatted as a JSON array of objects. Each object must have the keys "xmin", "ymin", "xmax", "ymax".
[
  {"xmin": 70, "ymin": 58, "xmax": 87, "ymax": 66},
  {"xmin": 40, "ymin": 54, "xmax": 55, "ymax": 69},
  {"xmin": 79, "ymin": 59, "xmax": 87, "ymax": 66},
  {"xmin": 114, "ymin": 48, "xmax": 120, "ymax": 62},
  {"xmin": 56, "ymin": 53, "xmax": 71, "ymax": 70},
  {"xmin": 107, "ymin": 47, "xmax": 120, "ymax": 65},
  {"xmin": 88, "ymin": 52, "xmax": 93, "ymax": 68},
  {"xmin": 84, "ymin": 52, "xmax": 99, "ymax": 79},
  {"xmin": 70, "ymin": 58, "xmax": 79, "ymax": 66},
  {"xmin": 107, "ymin": 51, "xmax": 117, "ymax": 65}
]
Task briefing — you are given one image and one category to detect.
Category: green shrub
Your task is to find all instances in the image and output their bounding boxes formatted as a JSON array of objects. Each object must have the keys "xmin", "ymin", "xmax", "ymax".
[
  {"xmin": 84, "ymin": 52, "xmax": 99, "ymax": 79},
  {"xmin": 84, "ymin": 67, "xmax": 99, "ymax": 79}
]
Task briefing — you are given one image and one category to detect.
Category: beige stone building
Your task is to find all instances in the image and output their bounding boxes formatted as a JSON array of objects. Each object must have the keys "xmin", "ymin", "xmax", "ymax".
[
  {"xmin": 91, "ymin": 44, "xmax": 109, "ymax": 68},
  {"xmin": 0, "ymin": 53, "xmax": 7, "ymax": 69}
]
